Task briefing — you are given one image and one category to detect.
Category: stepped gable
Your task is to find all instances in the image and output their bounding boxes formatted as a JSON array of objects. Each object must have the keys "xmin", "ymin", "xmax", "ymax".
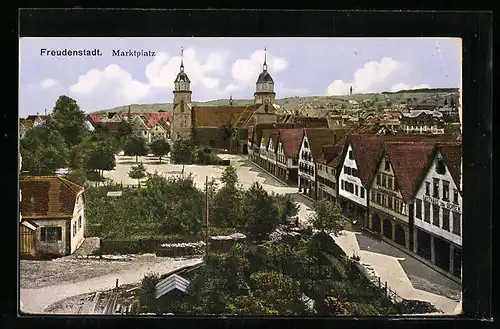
[
  {"xmin": 192, "ymin": 105, "xmax": 248, "ymax": 128},
  {"xmin": 20, "ymin": 176, "xmax": 84, "ymax": 219},
  {"xmin": 383, "ymin": 141, "xmax": 436, "ymax": 204}
]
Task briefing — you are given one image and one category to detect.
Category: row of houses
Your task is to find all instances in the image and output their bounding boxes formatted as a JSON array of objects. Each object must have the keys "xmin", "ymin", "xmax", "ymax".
[
  {"xmin": 86, "ymin": 111, "xmax": 172, "ymax": 142},
  {"xmin": 248, "ymin": 124, "xmax": 462, "ymax": 280}
]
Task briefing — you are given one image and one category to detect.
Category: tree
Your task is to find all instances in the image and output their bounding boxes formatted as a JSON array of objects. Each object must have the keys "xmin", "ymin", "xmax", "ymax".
[
  {"xmin": 212, "ymin": 165, "xmax": 244, "ymax": 228},
  {"xmin": 20, "ymin": 124, "xmax": 68, "ymax": 175},
  {"xmin": 150, "ymin": 139, "xmax": 171, "ymax": 163},
  {"xmin": 117, "ymin": 120, "xmax": 134, "ymax": 143},
  {"xmin": 308, "ymin": 199, "xmax": 346, "ymax": 236},
  {"xmin": 64, "ymin": 169, "xmax": 87, "ymax": 186},
  {"xmin": 51, "ymin": 95, "xmax": 87, "ymax": 147},
  {"xmin": 272, "ymin": 193, "xmax": 300, "ymax": 225},
  {"xmin": 123, "ymin": 135, "xmax": 148, "ymax": 162},
  {"xmin": 129, "ymin": 162, "xmax": 147, "ymax": 187},
  {"xmin": 85, "ymin": 142, "xmax": 116, "ymax": 180},
  {"xmin": 171, "ymin": 138, "xmax": 198, "ymax": 174},
  {"xmin": 242, "ymin": 182, "xmax": 280, "ymax": 242}
]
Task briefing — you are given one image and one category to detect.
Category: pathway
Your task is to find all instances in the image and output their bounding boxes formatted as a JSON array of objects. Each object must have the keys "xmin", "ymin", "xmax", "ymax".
[
  {"xmin": 333, "ymin": 231, "xmax": 461, "ymax": 314},
  {"xmin": 20, "ymin": 257, "xmax": 203, "ymax": 314}
]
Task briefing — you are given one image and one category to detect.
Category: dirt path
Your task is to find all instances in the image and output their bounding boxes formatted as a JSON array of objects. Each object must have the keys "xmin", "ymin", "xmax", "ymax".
[{"xmin": 20, "ymin": 257, "xmax": 202, "ymax": 314}]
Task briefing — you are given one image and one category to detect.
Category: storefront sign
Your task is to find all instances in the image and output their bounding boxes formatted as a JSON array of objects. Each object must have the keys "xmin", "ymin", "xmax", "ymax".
[{"xmin": 423, "ymin": 195, "xmax": 460, "ymax": 212}]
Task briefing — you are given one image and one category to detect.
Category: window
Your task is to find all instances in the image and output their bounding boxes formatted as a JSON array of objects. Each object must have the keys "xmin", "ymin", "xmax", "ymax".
[
  {"xmin": 304, "ymin": 141, "xmax": 308, "ymax": 148},
  {"xmin": 341, "ymin": 180, "xmax": 344, "ymax": 190},
  {"xmin": 376, "ymin": 193, "xmax": 381, "ymax": 204},
  {"xmin": 382, "ymin": 194, "xmax": 387, "ymax": 207},
  {"xmin": 73, "ymin": 222, "xmax": 77, "ymax": 237},
  {"xmin": 348, "ymin": 150, "xmax": 354, "ymax": 160},
  {"xmin": 442, "ymin": 209, "xmax": 450, "ymax": 231},
  {"xmin": 344, "ymin": 165, "xmax": 348, "ymax": 173},
  {"xmin": 452, "ymin": 212, "xmax": 461, "ymax": 235},
  {"xmin": 432, "ymin": 204, "xmax": 440, "ymax": 226},
  {"xmin": 352, "ymin": 168, "xmax": 358, "ymax": 177},
  {"xmin": 388, "ymin": 196, "xmax": 393, "ymax": 210},
  {"xmin": 371, "ymin": 191, "xmax": 376, "ymax": 201},
  {"xmin": 355, "ymin": 185, "xmax": 358, "ymax": 196},
  {"xmin": 376, "ymin": 174, "xmax": 381, "ymax": 185},
  {"xmin": 415, "ymin": 199, "xmax": 422, "ymax": 219},
  {"xmin": 436, "ymin": 158, "xmax": 446, "ymax": 175},
  {"xmin": 433, "ymin": 178, "xmax": 440, "ymax": 198},
  {"xmin": 425, "ymin": 182, "xmax": 430, "ymax": 196},
  {"xmin": 442, "ymin": 181, "xmax": 450, "ymax": 201},
  {"xmin": 388, "ymin": 177, "xmax": 393, "ymax": 190},
  {"xmin": 360, "ymin": 187, "xmax": 365, "ymax": 198},
  {"xmin": 384, "ymin": 160, "xmax": 390, "ymax": 171},
  {"xmin": 424, "ymin": 201, "xmax": 431, "ymax": 222},
  {"xmin": 453, "ymin": 189, "xmax": 459, "ymax": 205},
  {"xmin": 382, "ymin": 175, "xmax": 387, "ymax": 188},
  {"xmin": 346, "ymin": 167, "xmax": 351, "ymax": 175},
  {"xmin": 78, "ymin": 216, "xmax": 82, "ymax": 229},
  {"xmin": 40, "ymin": 227, "xmax": 62, "ymax": 242}
]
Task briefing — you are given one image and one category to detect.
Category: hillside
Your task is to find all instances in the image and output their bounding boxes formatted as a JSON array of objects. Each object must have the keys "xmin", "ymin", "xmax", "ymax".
[{"xmin": 91, "ymin": 88, "xmax": 459, "ymax": 115}]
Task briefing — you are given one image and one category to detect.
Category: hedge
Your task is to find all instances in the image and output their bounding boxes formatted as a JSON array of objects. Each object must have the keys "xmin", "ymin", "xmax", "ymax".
[{"xmin": 100, "ymin": 234, "xmax": 203, "ymax": 255}]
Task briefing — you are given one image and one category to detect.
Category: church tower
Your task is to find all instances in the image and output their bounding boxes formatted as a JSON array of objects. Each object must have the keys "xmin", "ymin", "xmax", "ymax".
[
  {"xmin": 254, "ymin": 47, "xmax": 276, "ymax": 105},
  {"xmin": 171, "ymin": 47, "xmax": 193, "ymax": 142}
]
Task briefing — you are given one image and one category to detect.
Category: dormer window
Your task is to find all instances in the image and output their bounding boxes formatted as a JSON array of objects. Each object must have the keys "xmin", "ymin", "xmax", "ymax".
[{"xmin": 436, "ymin": 158, "xmax": 446, "ymax": 175}]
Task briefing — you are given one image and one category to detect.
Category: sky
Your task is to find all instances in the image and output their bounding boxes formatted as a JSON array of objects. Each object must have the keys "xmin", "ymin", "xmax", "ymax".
[{"xmin": 19, "ymin": 37, "xmax": 461, "ymax": 117}]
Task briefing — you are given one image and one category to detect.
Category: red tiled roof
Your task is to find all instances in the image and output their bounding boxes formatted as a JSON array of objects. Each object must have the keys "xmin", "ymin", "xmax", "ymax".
[
  {"xmin": 304, "ymin": 128, "xmax": 348, "ymax": 162},
  {"xmin": 20, "ymin": 176, "xmax": 84, "ymax": 219},
  {"xmin": 193, "ymin": 106, "xmax": 248, "ymax": 128},
  {"xmin": 278, "ymin": 128, "xmax": 304, "ymax": 158},
  {"xmin": 383, "ymin": 141, "xmax": 436, "ymax": 203},
  {"xmin": 293, "ymin": 116, "xmax": 329, "ymax": 128},
  {"xmin": 436, "ymin": 142, "xmax": 462, "ymax": 189},
  {"xmin": 88, "ymin": 113, "xmax": 102, "ymax": 124},
  {"xmin": 145, "ymin": 113, "xmax": 172, "ymax": 128},
  {"xmin": 347, "ymin": 135, "xmax": 384, "ymax": 188}
]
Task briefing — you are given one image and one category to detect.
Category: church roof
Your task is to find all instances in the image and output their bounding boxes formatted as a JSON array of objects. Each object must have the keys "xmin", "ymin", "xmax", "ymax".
[
  {"xmin": 256, "ymin": 69, "xmax": 274, "ymax": 84},
  {"xmin": 192, "ymin": 106, "xmax": 248, "ymax": 128},
  {"xmin": 174, "ymin": 71, "xmax": 190, "ymax": 83}
]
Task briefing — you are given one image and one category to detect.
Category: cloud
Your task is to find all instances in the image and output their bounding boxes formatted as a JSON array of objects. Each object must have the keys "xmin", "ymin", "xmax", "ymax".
[
  {"xmin": 326, "ymin": 57, "xmax": 404, "ymax": 95},
  {"xmin": 41, "ymin": 79, "xmax": 58, "ymax": 89},
  {"xmin": 69, "ymin": 64, "xmax": 150, "ymax": 104},
  {"xmin": 275, "ymin": 82, "xmax": 310, "ymax": 96},
  {"xmin": 225, "ymin": 50, "xmax": 289, "ymax": 92},
  {"xmin": 145, "ymin": 47, "xmax": 228, "ymax": 90},
  {"xmin": 390, "ymin": 83, "xmax": 431, "ymax": 92}
]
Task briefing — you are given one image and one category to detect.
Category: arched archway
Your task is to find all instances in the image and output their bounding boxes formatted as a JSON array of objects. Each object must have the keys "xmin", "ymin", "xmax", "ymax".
[
  {"xmin": 371, "ymin": 213, "xmax": 381, "ymax": 234},
  {"xmin": 394, "ymin": 224, "xmax": 406, "ymax": 247},
  {"xmin": 383, "ymin": 219, "xmax": 393, "ymax": 240},
  {"xmin": 242, "ymin": 144, "xmax": 248, "ymax": 154}
]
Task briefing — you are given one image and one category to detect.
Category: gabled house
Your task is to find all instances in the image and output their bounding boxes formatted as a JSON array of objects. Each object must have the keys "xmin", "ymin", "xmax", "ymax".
[
  {"xmin": 19, "ymin": 119, "xmax": 34, "ymax": 139},
  {"xmin": 298, "ymin": 128, "xmax": 344, "ymax": 199},
  {"xmin": 20, "ymin": 176, "xmax": 85, "ymax": 257},
  {"xmin": 338, "ymin": 135, "xmax": 382, "ymax": 225},
  {"xmin": 26, "ymin": 115, "xmax": 49, "ymax": 128},
  {"xmin": 412, "ymin": 142, "xmax": 462, "ymax": 279},
  {"xmin": 275, "ymin": 128, "xmax": 303, "ymax": 185},
  {"xmin": 316, "ymin": 144, "xmax": 344, "ymax": 204},
  {"xmin": 258, "ymin": 129, "xmax": 274, "ymax": 169},
  {"xmin": 266, "ymin": 131, "xmax": 280, "ymax": 174},
  {"xmin": 368, "ymin": 141, "xmax": 435, "ymax": 250},
  {"xmin": 150, "ymin": 120, "xmax": 169, "ymax": 141},
  {"xmin": 131, "ymin": 115, "xmax": 152, "ymax": 142},
  {"xmin": 19, "ymin": 153, "xmax": 39, "ymax": 259},
  {"xmin": 400, "ymin": 110, "xmax": 444, "ymax": 134}
]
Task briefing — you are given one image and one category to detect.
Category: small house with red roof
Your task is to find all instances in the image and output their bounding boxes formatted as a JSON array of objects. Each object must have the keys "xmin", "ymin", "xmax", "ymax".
[
  {"xmin": 412, "ymin": 142, "xmax": 462, "ymax": 279},
  {"xmin": 20, "ymin": 176, "xmax": 85, "ymax": 258}
]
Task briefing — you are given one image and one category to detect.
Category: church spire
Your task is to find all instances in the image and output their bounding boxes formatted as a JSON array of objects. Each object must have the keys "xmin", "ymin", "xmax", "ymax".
[
  {"xmin": 263, "ymin": 46, "xmax": 268, "ymax": 71},
  {"xmin": 180, "ymin": 47, "xmax": 184, "ymax": 72}
]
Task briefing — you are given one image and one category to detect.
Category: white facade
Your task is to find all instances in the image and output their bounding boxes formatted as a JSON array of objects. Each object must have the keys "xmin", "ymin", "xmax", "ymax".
[
  {"xmin": 267, "ymin": 138, "xmax": 277, "ymax": 164},
  {"xmin": 276, "ymin": 142, "xmax": 286, "ymax": 168},
  {"xmin": 413, "ymin": 152, "xmax": 462, "ymax": 247},
  {"xmin": 338, "ymin": 144, "xmax": 368, "ymax": 207},
  {"xmin": 259, "ymin": 138, "xmax": 268, "ymax": 160},
  {"xmin": 71, "ymin": 194, "xmax": 85, "ymax": 253},
  {"xmin": 298, "ymin": 136, "xmax": 315, "ymax": 184}
]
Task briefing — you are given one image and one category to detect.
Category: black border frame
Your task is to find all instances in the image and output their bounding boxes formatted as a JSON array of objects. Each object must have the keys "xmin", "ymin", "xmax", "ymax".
[{"xmin": 4, "ymin": 8, "xmax": 493, "ymax": 329}]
